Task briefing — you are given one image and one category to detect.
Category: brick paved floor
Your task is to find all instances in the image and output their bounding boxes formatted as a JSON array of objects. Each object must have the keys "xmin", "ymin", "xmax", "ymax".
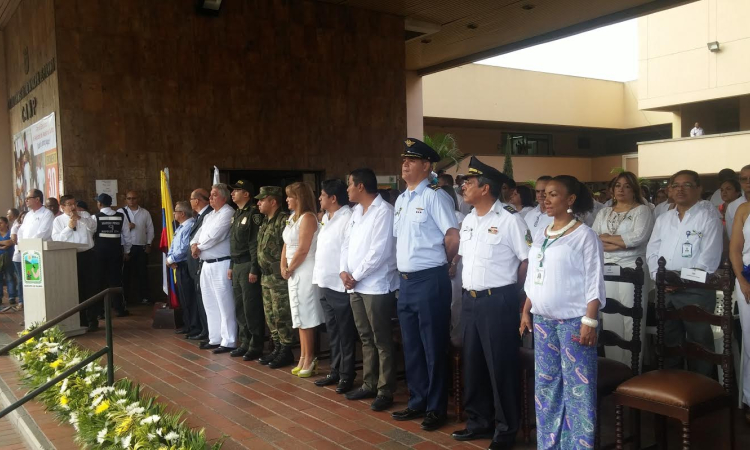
[
  {"xmin": 0, "ymin": 417, "xmax": 27, "ymax": 450},
  {"xmin": 0, "ymin": 305, "xmax": 748, "ymax": 449}
]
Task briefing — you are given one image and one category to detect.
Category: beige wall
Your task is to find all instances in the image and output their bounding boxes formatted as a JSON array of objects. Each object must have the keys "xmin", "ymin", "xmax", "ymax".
[
  {"xmin": 423, "ymin": 64, "xmax": 671, "ymax": 129},
  {"xmin": 639, "ymin": 0, "xmax": 750, "ymax": 110},
  {"xmin": 638, "ymin": 131, "xmax": 750, "ymax": 178},
  {"xmin": 0, "ymin": 32, "xmax": 11, "ymax": 214},
  {"xmin": 444, "ymin": 154, "xmax": 625, "ymax": 183}
]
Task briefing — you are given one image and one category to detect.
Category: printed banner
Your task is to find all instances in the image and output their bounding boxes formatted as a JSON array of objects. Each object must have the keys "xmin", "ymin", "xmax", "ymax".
[{"xmin": 12, "ymin": 113, "xmax": 58, "ymax": 208}]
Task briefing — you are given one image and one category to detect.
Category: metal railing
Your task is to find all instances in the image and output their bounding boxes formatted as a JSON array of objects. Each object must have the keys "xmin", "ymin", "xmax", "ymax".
[{"xmin": 0, "ymin": 287, "xmax": 120, "ymax": 420}]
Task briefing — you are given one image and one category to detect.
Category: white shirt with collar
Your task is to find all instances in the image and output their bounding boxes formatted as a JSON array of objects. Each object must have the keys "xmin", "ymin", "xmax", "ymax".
[
  {"xmin": 725, "ymin": 195, "xmax": 748, "ymax": 236},
  {"xmin": 460, "ymin": 200, "xmax": 531, "ymax": 290},
  {"xmin": 52, "ymin": 211, "xmax": 97, "ymax": 252},
  {"xmin": 18, "ymin": 206, "xmax": 54, "ymax": 242},
  {"xmin": 690, "ymin": 126, "xmax": 704, "ymax": 137},
  {"xmin": 11, "ymin": 220, "xmax": 21, "ymax": 263},
  {"xmin": 119, "ymin": 205, "xmax": 154, "ymax": 246},
  {"xmin": 524, "ymin": 206, "xmax": 553, "ymax": 242},
  {"xmin": 710, "ymin": 188, "xmax": 723, "ymax": 208},
  {"xmin": 646, "ymin": 202, "xmax": 723, "ymax": 280},
  {"xmin": 95, "ymin": 207, "xmax": 132, "ymax": 253},
  {"xmin": 313, "ymin": 205, "xmax": 352, "ymax": 292},
  {"xmin": 191, "ymin": 204, "xmax": 234, "ymax": 260},
  {"xmin": 341, "ymin": 195, "xmax": 399, "ymax": 295}
]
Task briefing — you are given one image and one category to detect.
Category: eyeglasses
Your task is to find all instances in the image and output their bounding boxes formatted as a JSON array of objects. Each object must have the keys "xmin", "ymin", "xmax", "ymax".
[
  {"xmin": 740, "ymin": 177, "xmax": 750, "ymax": 183},
  {"xmin": 25, "ymin": 196, "xmax": 39, "ymax": 200},
  {"xmin": 670, "ymin": 183, "xmax": 696, "ymax": 190}
]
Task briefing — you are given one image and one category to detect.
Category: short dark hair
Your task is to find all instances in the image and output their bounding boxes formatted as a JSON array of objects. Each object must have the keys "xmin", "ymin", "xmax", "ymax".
[
  {"xmin": 551, "ymin": 175, "xmax": 594, "ymax": 215},
  {"xmin": 0, "ymin": 217, "xmax": 8, "ymax": 226},
  {"xmin": 8, "ymin": 208, "xmax": 19, "ymax": 218},
  {"xmin": 503, "ymin": 178, "xmax": 516, "ymax": 190},
  {"xmin": 321, "ymin": 179, "xmax": 349, "ymax": 206},
  {"xmin": 438, "ymin": 174, "xmax": 454, "ymax": 186},
  {"xmin": 516, "ymin": 185, "xmax": 535, "ymax": 207},
  {"xmin": 349, "ymin": 168, "xmax": 378, "ymax": 194},
  {"xmin": 721, "ymin": 179, "xmax": 741, "ymax": 193},
  {"xmin": 718, "ymin": 168, "xmax": 736, "ymax": 181},
  {"xmin": 477, "ymin": 176, "xmax": 502, "ymax": 199},
  {"xmin": 31, "ymin": 189, "xmax": 44, "ymax": 203},
  {"xmin": 60, "ymin": 194, "xmax": 75, "ymax": 206},
  {"xmin": 672, "ymin": 170, "xmax": 701, "ymax": 187},
  {"xmin": 536, "ymin": 175, "xmax": 552, "ymax": 183},
  {"xmin": 439, "ymin": 185, "xmax": 460, "ymax": 211}
]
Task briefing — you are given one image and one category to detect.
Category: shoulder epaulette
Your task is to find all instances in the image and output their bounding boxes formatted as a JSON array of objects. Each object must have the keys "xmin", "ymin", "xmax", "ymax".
[
  {"xmin": 428, "ymin": 184, "xmax": 440, "ymax": 191},
  {"xmin": 503, "ymin": 205, "xmax": 518, "ymax": 214}
]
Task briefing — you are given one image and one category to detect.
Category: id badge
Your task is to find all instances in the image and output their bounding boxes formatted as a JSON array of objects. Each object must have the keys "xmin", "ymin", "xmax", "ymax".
[
  {"xmin": 534, "ymin": 267, "xmax": 545, "ymax": 285},
  {"xmin": 681, "ymin": 242, "xmax": 693, "ymax": 258}
]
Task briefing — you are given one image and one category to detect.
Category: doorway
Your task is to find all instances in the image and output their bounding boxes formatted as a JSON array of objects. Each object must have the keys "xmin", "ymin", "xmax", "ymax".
[{"xmin": 217, "ymin": 169, "xmax": 324, "ymax": 199}]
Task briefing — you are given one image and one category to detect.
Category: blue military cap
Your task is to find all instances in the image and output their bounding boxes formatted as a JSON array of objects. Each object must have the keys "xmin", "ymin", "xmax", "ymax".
[
  {"xmin": 465, "ymin": 156, "xmax": 509, "ymax": 186},
  {"xmin": 402, "ymin": 138, "xmax": 440, "ymax": 163}
]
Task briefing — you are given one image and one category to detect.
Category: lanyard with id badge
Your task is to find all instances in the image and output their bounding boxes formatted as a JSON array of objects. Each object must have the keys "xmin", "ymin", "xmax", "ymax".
[{"xmin": 681, "ymin": 230, "xmax": 701, "ymax": 258}]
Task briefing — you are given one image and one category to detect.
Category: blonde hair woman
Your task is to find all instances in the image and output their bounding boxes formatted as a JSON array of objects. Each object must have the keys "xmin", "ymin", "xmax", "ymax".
[{"xmin": 282, "ymin": 182, "xmax": 325, "ymax": 377}]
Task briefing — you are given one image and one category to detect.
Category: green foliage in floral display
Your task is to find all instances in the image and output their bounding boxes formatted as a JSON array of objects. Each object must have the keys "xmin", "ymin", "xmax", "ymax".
[{"xmin": 10, "ymin": 326, "xmax": 224, "ymax": 450}]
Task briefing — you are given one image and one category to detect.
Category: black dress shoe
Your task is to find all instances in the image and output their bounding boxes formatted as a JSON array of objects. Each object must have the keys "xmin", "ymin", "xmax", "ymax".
[
  {"xmin": 420, "ymin": 411, "xmax": 447, "ymax": 431},
  {"xmin": 391, "ymin": 408, "xmax": 425, "ymax": 421},
  {"xmin": 243, "ymin": 349, "xmax": 263, "ymax": 361},
  {"xmin": 212, "ymin": 346, "xmax": 236, "ymax": 354},
  {"xmin": 174, "ymin": 329, "xmax": 186, "ymax": 334},
  {"xmin": 199, "ymin": 342, "xmax": 220, "ymax": 350},
  {"xmin": 345, "ymin": 387, "xmax": 377, "ymax": 401},
  {"xmin": 314, "ymin": 374, "xmax": 340, "ymax": 387},
  {"xmin": 488, "ymin": 441, "xmax": 513, "ymax": 450},
  {"xmin": 452, "ymin": 428, "xmax": 494, "ymax": 441},
  {"xmin": 230, "ymin": 347, "xmax": 248, "ymax": 357},
  {"xmin": 370, "ymin": 396, "xmax": 393, "ymax": 411},
  {"xmin": 86, "ymin": 322, "xmax": 100, "ymax": 332},
  {"xmin": 335, "ymin": 379, "xmax": 354, "ymax": 394},
  {"xmin": 187, "ymin": 334, "xmax": 207, "ymax": 341}
]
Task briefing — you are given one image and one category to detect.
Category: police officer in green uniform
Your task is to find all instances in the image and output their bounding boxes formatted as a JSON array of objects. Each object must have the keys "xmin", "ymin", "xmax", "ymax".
[
  {"xmin": 228, "ymin": 180, "xmax": 266, "ymax": 361},
  {"xmin": 255, "ymin": 186, "xmax": 294, "ymax": 368}
]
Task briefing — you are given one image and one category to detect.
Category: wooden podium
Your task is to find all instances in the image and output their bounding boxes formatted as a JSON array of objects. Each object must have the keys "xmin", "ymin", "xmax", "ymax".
[{"xmin": 18, "ymin": 239, "xmax": 87, "ymax": 337}]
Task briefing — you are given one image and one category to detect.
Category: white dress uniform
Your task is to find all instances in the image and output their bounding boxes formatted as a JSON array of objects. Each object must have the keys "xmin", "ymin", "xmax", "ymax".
[
  {"xmin": 524, "ymin": 206, "xmax": 553, "ymax": 242},
  {"xmin": 283, "ymin": 212, "xmax": 324, "ymax": 329},
  {"xmin": 191, "ymin": 203, "xmax": 237, "ymax": 348},
  {"xmin": 736, "ymin": 209, "xmax": 750, "ymax": 408},
  {"xmin": 591, "ymin": 204, "xmax": 654, "ymax": 367}
]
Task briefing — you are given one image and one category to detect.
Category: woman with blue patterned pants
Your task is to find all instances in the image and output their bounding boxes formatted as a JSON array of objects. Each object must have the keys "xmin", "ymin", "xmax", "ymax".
[{"xmin": 520, "ymin": 175, "xmax": 606, "ymax": 449}]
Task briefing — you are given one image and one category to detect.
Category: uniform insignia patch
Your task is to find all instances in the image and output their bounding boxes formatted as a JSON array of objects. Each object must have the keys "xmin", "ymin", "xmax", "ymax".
[
  {"xmin": 253, "ymin": 214, "xmax": 262, "ymax": 225},
  {"xmin": 503, "ymin": 205, "xmax": 518, "ymax": 214},
  {"xmin": 488, "ymin": 227, "xmax": 498, "ymax": 235},
  {"xmin": 405, "ymin": 139, "xmax": 415, "ymax": 147},
  {"xmin": 416, "ymin": 207, "xmax": 424, "ymax": 214},
  {"xmin": 241, "ymin": 217, "xmax": 247, "ymax": 225},
  {"xmin": 525, "ymin": 229, "xmax": 533, "ymax": 247},
  {"xmin": 428, "ymin": 184, "xmax": 440, "ymax": 191}
]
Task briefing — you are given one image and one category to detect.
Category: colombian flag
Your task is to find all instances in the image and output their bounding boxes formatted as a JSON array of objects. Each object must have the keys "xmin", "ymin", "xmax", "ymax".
[{"xmin": 159, "ymin": 169, "xmax": 179, "ymax": 309}]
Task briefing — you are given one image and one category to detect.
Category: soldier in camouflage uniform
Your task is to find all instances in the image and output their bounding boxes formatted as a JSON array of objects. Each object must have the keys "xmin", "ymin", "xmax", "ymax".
[
  {"xmin": 255, "ymin": 186, "xmax": 294, "ymax": 368},
  {"xmin": 228, "ymin": 179, "xmax": 266, "ymax": 361}
]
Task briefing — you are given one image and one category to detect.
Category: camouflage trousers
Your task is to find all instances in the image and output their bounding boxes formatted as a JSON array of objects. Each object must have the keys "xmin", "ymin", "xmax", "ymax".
[{"xmin": 262, "ymin": 284, "xmax": 293, "ymax": 345}]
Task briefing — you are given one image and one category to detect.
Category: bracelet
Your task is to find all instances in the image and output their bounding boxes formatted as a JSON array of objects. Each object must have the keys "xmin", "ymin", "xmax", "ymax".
[{"xmin": 581, "ymin": 316, "xmax": 598, "ymax": 328}]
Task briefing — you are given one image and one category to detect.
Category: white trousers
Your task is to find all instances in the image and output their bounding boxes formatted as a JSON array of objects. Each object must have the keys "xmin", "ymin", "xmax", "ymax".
[
  {"xmin": 737, "ymin": 280, "xmax": 750, "ymax": 407},
  {"xmin": 199, "ymin": 259, "xmax": 237, "ymax": 348},
  {"xmin": 602, "ymin": 275, "xmax": 651, "ymax": 370}
]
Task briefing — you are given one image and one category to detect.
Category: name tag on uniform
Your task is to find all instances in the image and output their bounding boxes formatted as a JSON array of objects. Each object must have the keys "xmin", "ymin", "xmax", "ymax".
[
  {"xmin": 241, "ymin": 217, "xmax": 247, "ymax": 225},
  {"xmin": 603, "ymin": 265, "xmax": 621, "ymax": 276},
  {"xmin": 680, "ymin": 268, "xmax": 707, "ymax": 283},
  {"xmin": 534, "ymin": 267, "xmax": 545, "ymax": 285},
  {"xmin": 682, "ymin": 243, "xmax": 693, "ymax": 258}
]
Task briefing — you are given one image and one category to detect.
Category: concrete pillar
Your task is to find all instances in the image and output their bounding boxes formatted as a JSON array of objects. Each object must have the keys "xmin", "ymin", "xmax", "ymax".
[
  {"xmin": 405, "ymin": 70, "xmax": 423, "ymax": 139},
  {"xmin": 0, "ymin": 32, "xmax": 13, "ymax": 213},
  {"xmin": 740, "ymin": 95, "xmax": 750, "ymax": 131},
  {"xmin": 672, "ymin": 109, "xmax": 682, "ymax": 138}
]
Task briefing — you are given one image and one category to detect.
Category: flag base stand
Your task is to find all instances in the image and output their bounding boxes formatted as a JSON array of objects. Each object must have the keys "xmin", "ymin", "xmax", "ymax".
[{"xmin": 151, "ymin": 302, "xmax": 183, "ymax": 330}]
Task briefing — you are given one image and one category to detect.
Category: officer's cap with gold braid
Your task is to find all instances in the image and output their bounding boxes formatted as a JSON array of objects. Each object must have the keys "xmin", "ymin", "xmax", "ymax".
[
  {"xmin": 402, "ymin": 138, "xmax": 440, "ymax": 163},
  {"xmin": 465, "ymin": 156, "xmax": 509, "ymax": 186}
]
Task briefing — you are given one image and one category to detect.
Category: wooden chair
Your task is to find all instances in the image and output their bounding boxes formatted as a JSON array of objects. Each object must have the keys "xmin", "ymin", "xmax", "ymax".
[
  {"xmin": 612, "ymin": 257, "xmax": 735, "ymax": 450},
  {"xmin": 520, "ymin": 258, "xmax": 645, "ymax": 446}
]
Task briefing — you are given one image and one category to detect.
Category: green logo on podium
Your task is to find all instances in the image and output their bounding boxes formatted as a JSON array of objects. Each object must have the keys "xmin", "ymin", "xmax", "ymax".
[{"xmin": 22, "ymin": 250, "xmax": 43, "ymax": 287}]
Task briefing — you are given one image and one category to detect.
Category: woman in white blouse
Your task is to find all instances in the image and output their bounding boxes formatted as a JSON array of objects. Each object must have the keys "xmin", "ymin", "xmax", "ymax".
[
  {"xmin": 592, "ymin": 171, "xmax": 654, "ymax": 367},
  {"xmin": 311, "ymin": 179, "xmax": 357, "ymax": 391},
  {"xmin": 729, "ymin": 201, "xmax": 750, "ymax": 424},
  {"xmin": 520, "ymin": 175, "xmax": 606, "ymax": 450},
  {"xmin": 282, "ymin": 182, "xmax": 325, "ymax": 377}
]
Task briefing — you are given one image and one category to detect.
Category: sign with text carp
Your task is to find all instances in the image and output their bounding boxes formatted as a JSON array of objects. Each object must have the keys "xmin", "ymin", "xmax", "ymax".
[
  {"xmin": 21, "ymin": 250, "xmax": 43, "ymax": 288},
  {"xmin": 12, "ymin": 113, "xmax": 59, "ymax": 209}
]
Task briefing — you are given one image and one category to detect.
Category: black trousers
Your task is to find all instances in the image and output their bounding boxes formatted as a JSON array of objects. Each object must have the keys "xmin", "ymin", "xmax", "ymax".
[
  {"xmin": 462, "ymin": 285, "xmax": 520, "ymax": 444},
  {"xmin": 123, "ymin": 244, "xmax": 149, "ymax": 303},
  {"xmin": 94, "ymin": 245, "xmax": 125, "ymax": 315},
  {"xmin": 320, "ymin": 287, "xmax": 358, "ymax": 381},
  {"xmin": 186, "ymin": 255, "xmax": 208, "ymax": 336},
  {"xmin": 176, "ymin": 262, "xmax": 201, "ymax": 335},
  {"xmin": 76, "ymin": 249, "xmax": 98, "ymax": 326}
]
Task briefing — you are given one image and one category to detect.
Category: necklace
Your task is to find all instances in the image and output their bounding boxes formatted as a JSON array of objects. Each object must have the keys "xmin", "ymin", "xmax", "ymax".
[{"xmin": 545, "ymin": 218, "xmax": 577, "ymax": 237}]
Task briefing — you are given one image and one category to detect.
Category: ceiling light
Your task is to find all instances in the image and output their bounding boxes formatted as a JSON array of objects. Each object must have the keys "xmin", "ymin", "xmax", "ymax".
[
  {"xmin": 196, "ymin": 0, "xmax": 222, "ymax": 16},
  {"xmin": 707, "ymin": 41, "xmax": 720, "ymax": 52}
]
